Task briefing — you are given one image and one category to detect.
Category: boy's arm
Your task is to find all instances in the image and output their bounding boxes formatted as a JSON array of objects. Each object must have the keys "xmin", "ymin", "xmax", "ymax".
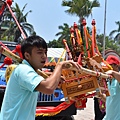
[
  {"xmin": 112, "ymin": 71, "xmax": 120, "ymax": 82},
  {"xmin": 106, "ymin": 70, "xmax": 120, "ymax": 82},
  {"xmin": 99, "ymin": 94, "xmax": 106, "ymax": 102},
  {"xmin": 95, "ymin": 93, "xmax": 106, "ymax": 102},
  {"xmin": 35, "ymin": 61, "xmax": 81, "ymax": 94}
]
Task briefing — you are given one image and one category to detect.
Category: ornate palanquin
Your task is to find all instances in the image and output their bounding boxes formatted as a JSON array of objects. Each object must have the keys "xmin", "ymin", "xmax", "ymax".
[{"xmin": 60, "ymin": 19, "xmax": 113, "ymax": 109}]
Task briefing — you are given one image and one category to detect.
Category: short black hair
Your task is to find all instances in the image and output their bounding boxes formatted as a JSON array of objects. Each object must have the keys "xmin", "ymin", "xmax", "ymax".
[{"xmin": 21, "ymin": 35, "xmax": 47, "ymax": 59}]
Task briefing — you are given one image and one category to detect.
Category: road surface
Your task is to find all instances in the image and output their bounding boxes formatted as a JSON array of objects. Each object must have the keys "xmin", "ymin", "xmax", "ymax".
[{"xmin": 73, "ymin": 98, "xmax": 95, "ymax": 120}]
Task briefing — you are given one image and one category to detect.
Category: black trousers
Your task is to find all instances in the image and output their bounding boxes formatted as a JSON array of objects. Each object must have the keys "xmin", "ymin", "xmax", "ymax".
[
  {"xmin": 94, "ymin": 97, "xmax": 106, "ymax": 120},
  {"xmin": 0, "ymin": 88, "xmax": 5, "ymax": 110}
]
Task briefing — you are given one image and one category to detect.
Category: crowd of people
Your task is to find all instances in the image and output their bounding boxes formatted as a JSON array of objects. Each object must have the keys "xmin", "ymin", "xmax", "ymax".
[{"xmin": 0, "ymin": 35, "xmax": 120, "ymax": 120}]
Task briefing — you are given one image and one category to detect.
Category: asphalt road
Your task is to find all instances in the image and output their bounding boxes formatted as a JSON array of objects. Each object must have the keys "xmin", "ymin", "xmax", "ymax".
[{"xmin": 73, "ymin": 98, "xmax": 94, "ymax": 120}]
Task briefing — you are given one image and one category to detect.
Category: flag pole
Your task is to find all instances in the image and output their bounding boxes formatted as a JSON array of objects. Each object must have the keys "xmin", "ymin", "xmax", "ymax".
[{"xmin": 103, "ymin": 0, "xmax": 107, "ymax": 58}]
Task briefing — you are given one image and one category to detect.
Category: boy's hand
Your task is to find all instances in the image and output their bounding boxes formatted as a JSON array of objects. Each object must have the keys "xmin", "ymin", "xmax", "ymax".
[
  {"xmin": 62, "ymin": 60, "xmax": 81, "ymax": 72},
  {"xmin": 95, "ymin": 93, "xmax": 106, "ymax": 102},
  {"xmin": 105, "ymin": 70, "xmax": 113, "ymax": 75}
]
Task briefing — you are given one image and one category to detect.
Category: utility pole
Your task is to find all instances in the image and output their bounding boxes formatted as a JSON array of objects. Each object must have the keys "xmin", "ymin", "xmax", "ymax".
[{"xmin": 103, "ymin": 0, "xmax": 107, "ymax": 58}]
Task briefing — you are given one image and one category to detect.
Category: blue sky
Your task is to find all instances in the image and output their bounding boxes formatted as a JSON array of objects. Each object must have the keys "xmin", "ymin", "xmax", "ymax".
[{"xmin": 13, "ymin": 0, "xmax": 120, "ymax": 42}]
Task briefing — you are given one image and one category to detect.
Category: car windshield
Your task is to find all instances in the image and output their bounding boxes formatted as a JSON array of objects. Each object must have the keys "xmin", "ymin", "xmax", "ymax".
[{"xmin": 0, "ymin": 42, "xmax": 17, "ymax": 63}]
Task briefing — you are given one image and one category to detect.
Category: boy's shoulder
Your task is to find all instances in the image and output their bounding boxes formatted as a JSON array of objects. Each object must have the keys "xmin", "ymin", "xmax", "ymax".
[{"xmin": 16, "ymin": 63, "xmax": 34, "ymax": 73}]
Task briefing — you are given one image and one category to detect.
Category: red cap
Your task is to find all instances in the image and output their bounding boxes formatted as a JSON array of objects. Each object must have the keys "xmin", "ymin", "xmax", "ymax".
[{"xmin": 106, "ymin": 55, "xmax": 120, "ymax": 65}]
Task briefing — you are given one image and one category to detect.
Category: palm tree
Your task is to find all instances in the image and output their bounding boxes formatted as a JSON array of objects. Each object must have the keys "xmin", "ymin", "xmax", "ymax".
[
  {"xmin": 109, "ymin": 21, "xmax": 120, "ymax": 43},
  {"xmin": 47, "ymin": 39, "xmax": 64, "ymax": 48},
  {"xmin": 61, "ymin": 0, "xmax": 100, "ymax": 23},
  {"xmin": 48, "ymin": 23, "xmax": 73, "ymax": 48},
  {"xmin": 55, "ymin": 23, "xmax": 71, "ymax": 46},
  {"xmin": 1, "ymin": 3, "xmax": 36, "ymax": 42},
  {"xmin": 96, "ymin": 34, "xmax": 119, "ymax": 53},
  {"xmin": 62, "ymin": 0, "xmax": 100, "ymax": 42}
]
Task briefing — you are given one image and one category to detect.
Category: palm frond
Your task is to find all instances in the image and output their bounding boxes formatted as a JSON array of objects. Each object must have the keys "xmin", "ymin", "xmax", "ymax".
[
  {"xmin": 109, "ymin": 30, "xmax": 118, "ymax": 37},
  {"xmin": 114, "ymin": 33, "xmax": 120, "ymax": 42},
  {"xmin": 61, "ymin": 0, "xmax": 100, "ymax": 20},
  {"xmin": 1, "ymin": 3, "xmax": 36, "ymax": 42}
]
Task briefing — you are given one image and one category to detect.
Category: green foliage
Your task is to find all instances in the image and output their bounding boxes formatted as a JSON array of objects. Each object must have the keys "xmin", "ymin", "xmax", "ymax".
[
  {"xmin": 1, "ymin": 3, "xmax": 36, "ymax": 42},
  {"xmin": 55, "ymin": 23, "xmax": 71, "ymax": 47},
  {"xmin": 96, "ymin": 34, "xmax": 120, "ymax": 53},
  {"xmin": 47, "ymin": 19, "xmax": 120, "ymax": 55},
  {"xmin": 62, "ymin": 0, "xmax": 100, "ymax": 22},
  {"xmin": 47, "ymin": 39, "xmax": 64, "ymax": 48},
  {"xmin": 109, "ymin": 21, "xmax": 120, "ymax": 43}
]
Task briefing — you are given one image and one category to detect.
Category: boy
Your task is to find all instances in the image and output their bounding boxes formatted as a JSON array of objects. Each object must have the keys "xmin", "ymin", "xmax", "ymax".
[
  {"xmin": 101, "ymin": 55, "xmax": 120, "ymax": 120},
  {"xmin": 0, "ymin": 35, "xmax": 81, "ymax": 120}
]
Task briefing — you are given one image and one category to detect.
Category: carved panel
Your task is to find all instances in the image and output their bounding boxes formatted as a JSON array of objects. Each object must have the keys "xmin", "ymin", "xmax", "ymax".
[{"xmin": 62, "ymin": 76, "xmax": 99, "ymax": 98}]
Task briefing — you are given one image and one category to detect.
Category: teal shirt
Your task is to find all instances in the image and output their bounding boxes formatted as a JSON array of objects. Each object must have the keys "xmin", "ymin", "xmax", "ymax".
[
  {"xmin": 0, "ymin": 60, "xmax": 44, "ymax": 120},
  {"xmin": 103, "ymin": 79, "xmax": 120, "ymax": 120}
]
